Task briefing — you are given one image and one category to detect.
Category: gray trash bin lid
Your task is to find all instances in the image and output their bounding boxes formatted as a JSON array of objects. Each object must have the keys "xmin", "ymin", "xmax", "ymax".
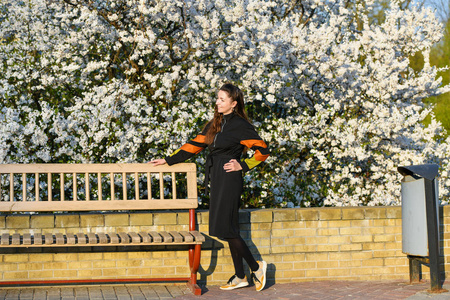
[{"xmin": 397, "ymin": 164, "xmax": 439, "ymax": 181}]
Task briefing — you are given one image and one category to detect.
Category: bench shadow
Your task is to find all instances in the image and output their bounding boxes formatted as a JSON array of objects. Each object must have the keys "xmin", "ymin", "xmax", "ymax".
[{"xmin": 197, "ymin": 235, "xmax": 224, "ymax": 293}]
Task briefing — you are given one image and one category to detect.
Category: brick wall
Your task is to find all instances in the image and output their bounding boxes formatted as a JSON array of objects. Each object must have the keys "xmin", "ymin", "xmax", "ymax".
[{"xmin": 0, "ymin": 206, "xmax": 448, "ymax": 285}]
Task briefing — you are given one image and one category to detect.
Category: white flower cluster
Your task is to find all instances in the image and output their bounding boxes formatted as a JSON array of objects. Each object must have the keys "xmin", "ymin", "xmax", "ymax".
[{"xmin": 1, "ymin": 0, "xmax": 449, "ymax": 207}]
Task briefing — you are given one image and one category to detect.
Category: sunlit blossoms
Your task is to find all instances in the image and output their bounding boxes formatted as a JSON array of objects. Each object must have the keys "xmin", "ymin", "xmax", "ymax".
[{"xmin": 1, "ymin": 0, "xmax": 449, "ymax": 207}]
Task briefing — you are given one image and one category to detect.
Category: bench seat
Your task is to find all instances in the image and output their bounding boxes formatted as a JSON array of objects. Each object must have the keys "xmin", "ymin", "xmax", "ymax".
[{"xmin": 0, "ymin": 230, "xmax": 205, "ymax": 247}]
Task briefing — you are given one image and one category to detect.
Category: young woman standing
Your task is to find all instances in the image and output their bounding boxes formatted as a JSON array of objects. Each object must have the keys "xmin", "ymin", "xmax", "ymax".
[{"xmin": 150, "ymin": 83, "xmax": 270, "ymax": 291}]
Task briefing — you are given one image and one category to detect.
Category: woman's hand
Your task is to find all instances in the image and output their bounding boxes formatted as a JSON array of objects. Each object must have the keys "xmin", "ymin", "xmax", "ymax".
[
  {"xmin": 148, "ymin": 158, "xmax": 167, "ymax": 166},
  {"xmin": 223, "ymin": 159, "xmax": 242, "ymax": 172}
]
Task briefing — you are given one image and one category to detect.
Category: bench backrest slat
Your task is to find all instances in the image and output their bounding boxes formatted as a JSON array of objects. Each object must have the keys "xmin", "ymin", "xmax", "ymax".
[{"xmin": 0, "ymin": 163, "xmax": 198, "ymax": 212}]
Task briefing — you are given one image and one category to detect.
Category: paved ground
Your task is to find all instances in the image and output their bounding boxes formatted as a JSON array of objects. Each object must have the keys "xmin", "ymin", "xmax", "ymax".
[{"xmin": 0, "ymin": 280, "xmax": 450, "ymax": 299}]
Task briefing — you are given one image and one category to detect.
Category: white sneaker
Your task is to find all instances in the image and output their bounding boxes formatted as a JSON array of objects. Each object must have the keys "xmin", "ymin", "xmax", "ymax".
[
  {"xmin": 252, "ymin": 261, "xmax": 267, "ymax": 291},
  {"xmin": 220, "ymin": 275, "xmax": 249, "ymax": 290}
]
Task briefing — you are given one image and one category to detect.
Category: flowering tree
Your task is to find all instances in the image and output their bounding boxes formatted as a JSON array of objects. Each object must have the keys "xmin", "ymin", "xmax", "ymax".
[{"xmin": 1, "ymin": 0, "xmax": 449, "ymax": 207}]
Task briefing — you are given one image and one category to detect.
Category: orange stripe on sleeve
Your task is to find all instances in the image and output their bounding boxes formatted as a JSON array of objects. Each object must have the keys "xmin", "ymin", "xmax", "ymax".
[
  {"xmin": 192, "ymin": 134, "xmax": 206, "ymax": 144},
  {"xmin": 240, "ymin": 139, "xmax": 267, "ymax": 149},
  {"xmin": 254, "ymin": 150, "xmax": 270, "ymax": 161},
  {"xmin": 180, "ymin": 143, "xmax": 203, "ymax": 154}
]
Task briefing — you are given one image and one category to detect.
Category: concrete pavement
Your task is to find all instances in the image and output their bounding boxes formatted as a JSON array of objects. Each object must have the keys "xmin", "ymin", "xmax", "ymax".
[{"xmin": 0, "ymin": 280, "xmax": 449, "ymax": 299}]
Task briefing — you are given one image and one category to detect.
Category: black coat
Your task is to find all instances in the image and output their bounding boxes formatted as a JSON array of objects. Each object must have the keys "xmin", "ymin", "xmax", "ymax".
[{"xmin": 165, "ymin": 113, "xmax": 270, "ymax": 238}]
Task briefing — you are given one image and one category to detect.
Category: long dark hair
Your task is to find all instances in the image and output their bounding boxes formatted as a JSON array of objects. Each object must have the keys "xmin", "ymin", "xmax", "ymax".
[{"xmin": 204, "ymin": 83, "xmax": 250, "ymax": 145}]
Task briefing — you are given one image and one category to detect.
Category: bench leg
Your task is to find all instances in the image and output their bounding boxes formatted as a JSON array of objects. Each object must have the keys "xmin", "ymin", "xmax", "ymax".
[{"xmin": 187, "ymin": 244, "xmax": 202, "ymax": 295}]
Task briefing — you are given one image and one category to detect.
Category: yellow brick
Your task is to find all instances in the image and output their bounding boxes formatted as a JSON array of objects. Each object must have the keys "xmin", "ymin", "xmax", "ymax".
[
  {"xmin": 365, "ymin": 207, "xmax": 386, "ymax": 219},
  {"xmin": 93, "ymin": 260, "xmax": 116, "ymax": 268},
  {"xmin": 373, "ymin": 250, "xmax": 398, "ymax": 258},
  {"xmin": 3, "ymin": 271, "xmax": 29, "ymax": 280},
  {"xmin": 80, "ymin": 214, "xmax": 104, "ymax": 227},
  {"xmin": 28, "ymin": 270, "xmax": 53, "ymax": 279},
  {"xmin": 0, "ymin": 216, "xmax": 5, "ymax": 228},
  {"xmin": 318, "ymin": 228, "xmax": 339, "ymax": 236},
  {"xmin": 43, "ymin": 262, "xmax": 67, "ymax": 269},
  {"xmin": 384, "ymin": 258, "xmax": 408, "ymax": 266},
  {"xmin": 328, "ymin": 236, "xmax": 351, "ymax": 244},
  {"xmin": 342, "ymin": 208, "xmax": 365, "ymax": 220},
  {"xmin": 306, "ymin": 236, "xmax": 328, "ymax": 244},
  {"xmin": 373, "ymin": 266, "xmax": 396, "ymax": 274},
  {"xmin": 272, "ymin": 229, "xmax": 293, "ymax": 237},
  {"xmin": 362, "ymin": 259, "xmax": 384, "ymax": 267},
  {"xmin": 293, "ymin": 261, "xmax": 316, "ymax": 269},
  {"xmin": 164, "ymin": 258, "xmax": 187, "ymax": 266},
  {"xmin": 30, "ymin": 215, "xmax": 54, "ymax": 229},
  {"xmin": 329, "ymin": 268, "xmax": 351, "ymax": 276},
  {"xmin": 340, "ymin": 244, "xmax": 362, "ymax": 251},
  {"xmin": 282, "ymin": 253, "xmax": 306, "ymax": 262},
  {"xmin": 177, "ymin": 212, "xmax": 189, "ymax": 225},
  {"xmin": 294, "ymin": 228, "xmax": 317, "ymax": 236},
  {"xmin": 0, "ymin": 263, "xmax": 18, "ymax": 271},
  {"xmin": 351, "ymin": 251, "xmax": 373, "ymax": 260},
  {"xmin": 285, "ymin": 237, "xmax": 306, "ymax": 245},
  {"xmin": 153, "ymin": 212, "xmax": 177, "ymax": 225},
  {"xmin": 305, "ymin": 252, "xmax": 328, "ymax": 261},
  {"xmin": 151, "ymin": 266, "xmax": 176, "ymax": 275},
  {"xmin": 252, "ymin": 230, "xmax": 272, "ymax": 239},
  {"xmin": 283, "ymin": 270, "xmax": 306, "ymax": 278},
  {"xmin": 103, "ymin": 268, "xmax": 127, "ymax": 277},
  {"xmin": 374, "ymin": 235, "xmax": 396, "ymax": 242},
  {"xmin": 175, "ymin": 266, "xmax": 190, "ymax": 275},
  {"xmin": 339, "ymin": 227, "xmax": 362, "ymax": 235},
  {"xmin": 78, "ymin": 253, "xmax": 103, "ymax": 261},
  {"xmin": 362, "ymin": 243, "xmax": 385, "ymax": 250},
  {"xmin": 250, "ymin": 210, "xmax": 272, "ymax": 223},
  {"xmin": 126, "ymin": 268, "xmax": 152, "ymax": 276},
  {"xmin": 55, "ymin": 215, "xmax": 80, "ymax": 228},
  {"xmin": 385, "ymin": 226, "xmax": 401, "ymax": 234},
  {"xmin": 339, "ymin": 260, "xmax": 362, "ymax": 267},
  {"xmin": 318, "ymin": 261, "xmax": 339, "ymax": 268},
  {"xmin": 351, "ymin": 268, "xmax": 373, "ymax": 275},
  {"xmin": 350, "ymin": 219, "xmax": 371, "ymax": 227},
  {"xmin": 4, "ymin": 255, "xmax": 29, "ymax": 263},
  {"xmin": 128, "ymin": 252, "xmax": 151, "ymax": 259},
  {"xmin": 328, "ymin": 220, "xmax": 351, "ymax": 228},
  {"xmin": 104, "ymin": 252, "xmax": 128, "ymax": 260},
  {"xmin": 363, "ymin": 227, "xmax": 384, "ymax": 234},
  {"xmin": 281, "ymin": 221, "xmax": 302, "ymax": 229},
  {"xmin": 54, "ymin": 253, "xmax": 78, "ymax": 262},
  {"xmin": 297, "ymin": 208, "xmax": 319, "ymax": 221},
  {"xmin": 54, "ymin": 270, "xmax": 78, "ymax": 278},
  {"xmin": 386, "ymin": 207, "xmax": 401, "ymax": 219},
  {"xmin": 317, "ymin": 244, "xmax": 339, "ymax": 252},
  {"xmin": 199, "ymin": 211, "xmax": 209, "ymax": 224},
  {"xmin": 351, "ymin": 235, "xmax": 372, "ymax": 243},
  {"xmin": 294, "ymin": 245, "xmax": 317, "ymax": 252},
  {"xmin": 105, "ymin": 214, "xmax": 129, "ymax": 226},
  {"xmin": 68, "ymin": 261, "xmax": 92, "ymax": 269},
  {"xmin": 373, "ymin": 219, "xmax": 386, "ymax": 226},
  {"xmin": 319, "ymin": 208, "xmax": 342, "ymax": 220},
  {"xmin": 271, "ymin": 245, "xmax": 294, "ymax": 253},
  {"xmin": 78, "ymin": 269, "xmax": 102, "ymax": 277},
  {"xmin": 152, "ymin": 252, "xmax": 177, "ymax": 259},
  {"xmin": 6, "ymin": 215, "xmax": 30, "ymax": 229},
  {"xmin": 306, "ymin": 269, "xmax": 328, "ymax": 277},
  {"xmin": 329, "ymin": 252, "xmax": 352, "ymax": 260},
  {"xmin": 117, "ymin": 260, "xmax": 142, "ymax": 268},
  {"xmin": 273, "ymin": 209, "xmax": 296, "ymax": 222},
  {"xmin": 258, "ymin": 223, "xmax": 272, "ymax": 230}
]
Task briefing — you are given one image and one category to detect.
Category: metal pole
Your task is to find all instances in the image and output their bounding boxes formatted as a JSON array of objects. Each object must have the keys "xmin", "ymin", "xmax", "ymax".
[{"xmin": 424, "ymin": 178, "xmax": 442, "ymax": 291}]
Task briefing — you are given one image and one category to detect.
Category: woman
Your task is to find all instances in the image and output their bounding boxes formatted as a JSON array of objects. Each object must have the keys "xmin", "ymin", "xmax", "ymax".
[{"xmin": 150, "ymin": 83, "xmax": 270, "ymax": 291}]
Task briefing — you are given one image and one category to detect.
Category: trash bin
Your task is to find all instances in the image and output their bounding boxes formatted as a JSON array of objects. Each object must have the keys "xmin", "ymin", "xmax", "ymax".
[
  {"xmin": 397, "ymin": 164, "xmax": 443, "ymax": 291},
  {"xmin": 400, "ymin": 167, "xmax": 439, "ymax": 256}
]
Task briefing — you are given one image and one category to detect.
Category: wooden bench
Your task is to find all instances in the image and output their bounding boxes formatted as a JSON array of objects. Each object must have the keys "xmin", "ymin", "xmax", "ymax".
[{"xmin": 0, "ymin": 163, "xmax": 204, "ymax": 295}]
